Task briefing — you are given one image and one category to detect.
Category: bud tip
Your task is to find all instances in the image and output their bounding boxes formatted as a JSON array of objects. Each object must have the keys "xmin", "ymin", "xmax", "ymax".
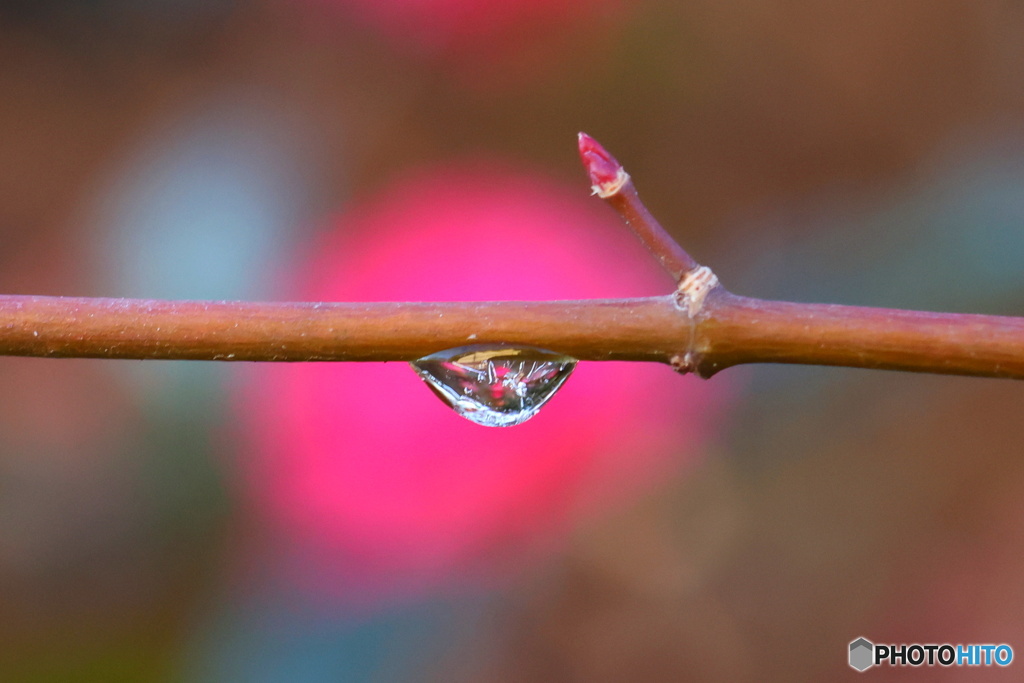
[{"xmin": 577, "ymin": 132, "xmax": 628, "ymax": 197}]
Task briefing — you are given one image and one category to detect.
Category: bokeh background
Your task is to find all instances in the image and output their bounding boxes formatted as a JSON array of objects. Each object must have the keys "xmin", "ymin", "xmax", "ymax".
[{"xmin": 1, "ymin": 1, "xmax": 1023, "ymax": 680}]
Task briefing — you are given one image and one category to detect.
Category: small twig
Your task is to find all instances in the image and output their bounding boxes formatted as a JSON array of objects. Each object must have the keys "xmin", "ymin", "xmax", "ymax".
[
  {"xmin": 578, "ymin": 132, "xmax": 699, "ymax": 281},
  {"xmin": 0, "ymin": 134, "xmax": 1021, "ymax": 381}
]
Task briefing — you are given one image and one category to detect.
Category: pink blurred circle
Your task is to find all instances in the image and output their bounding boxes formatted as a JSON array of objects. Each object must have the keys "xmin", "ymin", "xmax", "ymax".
[{"xmin": 234, "ymin": 162, "xmax": 727, "ymax": 603}]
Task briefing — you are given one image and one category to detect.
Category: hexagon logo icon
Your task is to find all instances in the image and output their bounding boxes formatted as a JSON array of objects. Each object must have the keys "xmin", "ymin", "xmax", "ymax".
[{"xmin": 849, "ymin": 637, "xmax": 874, "ymax": 672}]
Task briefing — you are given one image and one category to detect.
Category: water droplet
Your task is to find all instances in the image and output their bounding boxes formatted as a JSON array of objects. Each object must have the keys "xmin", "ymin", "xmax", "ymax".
[{"xmin": 411, "ymin": 345, "xmax": 576, "ymax": 427}]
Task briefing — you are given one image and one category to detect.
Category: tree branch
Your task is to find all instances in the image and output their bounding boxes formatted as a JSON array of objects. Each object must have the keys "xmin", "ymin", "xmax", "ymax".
[
  {"xmin": 696, "ymin": 290, "xmax": 1024, "ymax": 379},
  {"xmin": 0, "ymin": 133, "xmax": 1021, "ymax": 381},
  {"xmin": 578, "ymin": 132, "xmax": 699, "ymax": 281},
  {"xmin": 0, "ymin": 296, "xmax": 687, "ymax": 363}
]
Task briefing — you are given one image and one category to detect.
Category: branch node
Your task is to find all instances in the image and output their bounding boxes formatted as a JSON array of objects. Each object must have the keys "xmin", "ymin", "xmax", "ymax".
[
  {"xmin": 676, "ymin": 266, "xmax": 719, "ymax": 318},
  {"xmin": 670, "ymin": 352, "xmax": 698, "ymax": 375}
]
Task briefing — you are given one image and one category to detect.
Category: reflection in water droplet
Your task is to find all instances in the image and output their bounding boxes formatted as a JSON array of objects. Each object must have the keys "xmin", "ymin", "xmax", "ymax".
[{"xmin": 411, "ymin": 345, "xmax": 577, "ymax": 427}]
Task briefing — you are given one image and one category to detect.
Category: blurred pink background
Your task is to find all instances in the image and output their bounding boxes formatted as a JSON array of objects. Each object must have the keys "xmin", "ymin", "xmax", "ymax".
[
  {"xmin": 0, "ymin": 1, "xmax": 1022, "ymax": 681},
  {"xmin": 234, "ymin": 164, "xmax": 723, "ymax": 605}
]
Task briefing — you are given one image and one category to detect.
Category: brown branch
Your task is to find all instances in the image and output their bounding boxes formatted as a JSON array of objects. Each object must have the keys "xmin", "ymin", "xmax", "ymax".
[
  {"xmin": 0, "ymin": 133, "xmax": 1020, "ymax": 381},
  {"xmin": 696, "ymin": 290, "xmax": 1024, "ymax": 379},
  {"xmin": 0, "ymin": 295, "xmax": 687, "ymax": 363}
]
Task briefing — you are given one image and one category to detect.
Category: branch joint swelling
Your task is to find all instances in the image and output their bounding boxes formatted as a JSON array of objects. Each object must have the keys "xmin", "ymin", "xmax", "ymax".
[{"xmin": 676, "ymin": 266, "xmax": 719, "ymax": 318}]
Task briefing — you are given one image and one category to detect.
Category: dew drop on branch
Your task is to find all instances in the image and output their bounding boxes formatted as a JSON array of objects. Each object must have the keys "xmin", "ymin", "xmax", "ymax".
[{"xmin": 410, "ymin": 345, "xmax": 576, "ymax": 427}]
